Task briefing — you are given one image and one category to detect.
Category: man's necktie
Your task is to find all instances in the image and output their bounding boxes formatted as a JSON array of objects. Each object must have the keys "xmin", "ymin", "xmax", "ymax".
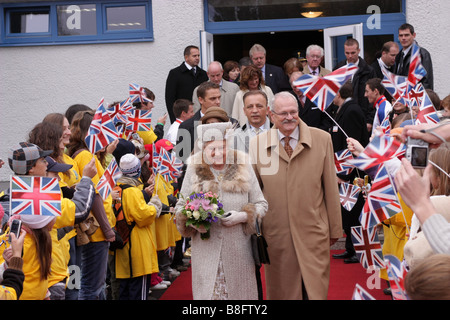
[
  {"xmin": 312, "ymin": 70, "xmax": 317, "ymax": 76},
  {"xmin": 283, "ymin": 136, "xmax": 293, "ymax": 158},
  {"xmin": 397, "ymin": 54, "xmax": 404, "ymax": 74},
  {"xmin": 192, "ymin": 67, "xmax": 196, "ymax": 76}
]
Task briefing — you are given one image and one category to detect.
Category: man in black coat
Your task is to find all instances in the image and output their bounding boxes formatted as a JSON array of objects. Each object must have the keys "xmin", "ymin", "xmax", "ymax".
[
  {"xmin": 395, "ymin": 23, "xmax": 434, "ymax": 90},
  {"xmin": 288, "ymin": 71, "xmax": 330, "ymax": 131},
  {"xmin": 329, "ymin": 82, "xmax": 369, "ymax": 264},
  {"xmin": 249, "ymin": 43, "xmax": 291, "ymax": 94},
  {"xmin": 334, "ymin": 38, "xmax": 376, "ymax": 133},
  {"xmin": 165, "ymin": 45, "xmax": 209, "ymax": 123}
]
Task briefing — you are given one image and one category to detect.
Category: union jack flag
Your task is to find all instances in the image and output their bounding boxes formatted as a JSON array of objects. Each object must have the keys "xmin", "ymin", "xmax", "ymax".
[
  {"xmin": 378, "ymin": 116, "xmax": 391, "ymax": 135},
  {"xmin": 152, "ymin": 144, "xmax": 161, "ymax": 176},
  {"xmin": 96, "ymin": 158, "xmax": 122, "ymax": 200},
  {"xmin": 334, "ymin": 149, "xmax": 355, "ymax": 175},
  {"xmin": 381, "ymin": 67, "xmax": 408, "ymax": 105},
  {"xmin": 384, "ymin": 254, "xmax": 409, "ymax": 300},
  {"xmin": 10, "ymin": 176, "xmax": 61, "ymax": 216},
  {"xmin": 415, "ymin": 89, "xmax": 440, "ymax": 125},
  {"xmin": 125, "ymin": 109, "xmax": 152, "ymax": 133},
  {"xmin": 85, "ymin": 98, "xmax": 120, "ymax": 154},
  {"xmin": 407, "ymin": 82, "xmax": 425, "ymax": 109},
  {"xmin": 129, "ymin": 83, "xmax": 152, "ymax": 104},
  {"xmin": 106, "ymin": 98, "xmax": 134, "ymax": 127},
  {"xmin": 405, "ymin": 43, "xmax": 427, "ymax": 95},
  {"xmin": 352, "ymin": 283, "xmax": 376, "ymax": 300},
  {"xmin": 359, "ymin": 164, "xmax": 402, "ymax": 229},
  {"xmin": 347, "ymin": 133, "xmax": 406, "ymax": 172},
  {"xmin": 292, "ymin": 64, "xmax": 358, "ymax": 111},
  {"xmin": 351, "ymin": 225, "xmax": 385, "ymax": 269},
  {"xmin": 339, "ymin": 183, "xmax": 361, "ymax": 211},
  {"xmin": 158, "ymin": 148, "xmax": 183, "ymax": 182}
]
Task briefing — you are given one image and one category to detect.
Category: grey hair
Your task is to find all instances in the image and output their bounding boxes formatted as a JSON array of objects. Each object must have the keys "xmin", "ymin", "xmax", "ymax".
[
  {"xmin": 271, "ymin": 91, "xmax": 298, "ymax": 111},
  {"xmin": 249, "ymin": 44, "xmax": 266, "ymax": 58},
  {"xmin": 306, "ymin": 44, "xmax": 324, "ymax": 57}
]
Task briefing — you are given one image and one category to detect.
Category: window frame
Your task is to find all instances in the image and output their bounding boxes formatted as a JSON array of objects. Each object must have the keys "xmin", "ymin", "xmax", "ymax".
[
  {"xmin": 0, "ymin": 0, "xmax": 154, "ymax": 46},
  {"xmin": 203, "ymin": 0, "xmax": 406, "ymax": 37}
]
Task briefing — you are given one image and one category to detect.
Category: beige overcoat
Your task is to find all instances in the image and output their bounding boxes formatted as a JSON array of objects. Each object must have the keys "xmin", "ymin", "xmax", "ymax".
[{"xmin": 249, "ymin": 120, "xmax": 342, "ymax": 300}]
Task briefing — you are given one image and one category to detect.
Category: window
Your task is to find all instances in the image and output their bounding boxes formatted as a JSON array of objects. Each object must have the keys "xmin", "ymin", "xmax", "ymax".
[
  {"xmin": 9, "ymin": 8, "xmax": 50, "ymax": 34},
  {"xmin": 207, "ymin": 0, "xmax": 403, "ymax": 22},
  {"xmin": 1, "ymin": 1, "xmax": 153, "ymax": 46}
]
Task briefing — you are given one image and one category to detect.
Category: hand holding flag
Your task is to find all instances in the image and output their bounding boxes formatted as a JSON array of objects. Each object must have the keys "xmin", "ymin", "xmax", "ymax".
[{"xmin": 85, "ymin": 98, "xmax": 120, "ymax": 154}]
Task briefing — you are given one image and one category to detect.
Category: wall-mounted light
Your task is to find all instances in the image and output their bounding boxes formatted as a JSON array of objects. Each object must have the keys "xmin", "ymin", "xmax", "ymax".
[{"xmin": 301, "ymin": 11, "xmax": 323, "ymax": 18}]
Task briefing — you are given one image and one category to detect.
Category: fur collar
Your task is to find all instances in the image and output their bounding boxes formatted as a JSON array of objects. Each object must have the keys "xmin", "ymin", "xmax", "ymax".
[{"xmin": 188, "ymin": 149, "xmax": 251, "ymax": 194}]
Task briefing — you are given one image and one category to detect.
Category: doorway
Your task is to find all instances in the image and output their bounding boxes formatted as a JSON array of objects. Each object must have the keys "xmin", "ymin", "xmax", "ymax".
[
  {"xmin": 212, "ymin": 30, "xmax": 394, "ymax": 71},
  {"xmin": 213, "ymin": 30, "xmax": 323, "ymax": 69}
]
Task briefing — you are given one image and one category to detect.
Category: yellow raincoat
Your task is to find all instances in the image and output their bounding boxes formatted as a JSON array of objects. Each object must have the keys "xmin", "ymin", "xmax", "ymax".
[{"xmin": 115, "ymin": 181, "xmax": 158, "ymax": 278}]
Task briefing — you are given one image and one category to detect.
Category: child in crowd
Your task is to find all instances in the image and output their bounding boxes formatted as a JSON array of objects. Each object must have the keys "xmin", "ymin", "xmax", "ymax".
[{"xmin": 115, "ymin": 153, "xmax": 161, "ymax": 300}]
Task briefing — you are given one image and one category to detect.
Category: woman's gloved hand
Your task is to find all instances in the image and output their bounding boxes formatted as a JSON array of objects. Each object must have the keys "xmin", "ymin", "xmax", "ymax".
[{"xmin": 221, "ymin": 210, "xmax": 247, "ymax": 227}]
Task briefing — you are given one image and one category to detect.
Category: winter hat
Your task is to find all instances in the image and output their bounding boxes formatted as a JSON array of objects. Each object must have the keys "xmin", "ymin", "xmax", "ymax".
[
  {"xmin": 8, "ymin": 142, "xmax": 52, "ymax": 175},
  {"xmin": 200, "ymin": 106, "xmax": 229, "ymax": 124},
  {"xmin": 119, "ymin": 153, "xmax": 141, "ymax": 178},
  {"xmin": 112, "ymin": 139, "xmax": 135, "ymax": 164},
  {"xmin": 13, "ymin": 215, "xmax": 56, "ymax": 230},
  {"xmin": 197, "ymin": 122, "xmax": 233, "ymax": 143}
]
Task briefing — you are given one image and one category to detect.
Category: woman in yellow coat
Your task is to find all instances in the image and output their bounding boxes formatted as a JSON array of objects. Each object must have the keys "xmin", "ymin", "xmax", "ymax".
[
  {"xmin": 115, "ymin": 153, "xmax": 162, "ymax": 300},
  {"xmin": 66, "ymin": 110, "xmax": 116, "ymax": 300}
]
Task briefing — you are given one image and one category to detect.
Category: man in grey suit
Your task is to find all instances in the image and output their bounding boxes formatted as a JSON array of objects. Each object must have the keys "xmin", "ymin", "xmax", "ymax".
[{"xmin": 192, "ymin": 61, "xmax": 240, "ymax": 117}]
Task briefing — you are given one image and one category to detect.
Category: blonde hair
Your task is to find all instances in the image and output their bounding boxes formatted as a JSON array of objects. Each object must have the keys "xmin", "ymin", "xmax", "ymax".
[
  {"xmin": 405, "ymin": 254, "xmax": 450, "ymax": 300},
  {"xmin": 429, "ymin": 144, "xmax": 450, "ymax": 196}
]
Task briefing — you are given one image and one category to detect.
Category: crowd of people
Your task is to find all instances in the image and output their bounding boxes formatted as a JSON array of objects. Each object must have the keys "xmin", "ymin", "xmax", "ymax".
[{"xmin": 1, "ymin": 22, "xmax": 450, "ymax": 301}]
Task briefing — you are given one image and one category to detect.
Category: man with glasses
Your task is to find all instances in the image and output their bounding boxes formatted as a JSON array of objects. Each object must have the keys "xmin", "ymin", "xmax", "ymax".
[
  {"xmin": 303, "ymin": 44, "xmax": 331, "ymax": 77},
  {"xmin": 249, "ymin": 92, "xmax": 342, "ymax": 300}
]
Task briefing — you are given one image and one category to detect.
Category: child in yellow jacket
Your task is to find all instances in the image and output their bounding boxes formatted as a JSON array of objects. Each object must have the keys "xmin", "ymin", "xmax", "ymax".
[{"xmin": 115, "ymin": 153, "xmax": 162, "ymax": 300}]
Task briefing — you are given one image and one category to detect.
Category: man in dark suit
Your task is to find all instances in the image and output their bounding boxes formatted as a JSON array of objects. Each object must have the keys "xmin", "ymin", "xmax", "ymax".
[
  {"xmin": 165, "ymin": 45, "xmax": 209, "ymax": 123},
  {"xmin": 329, "ymin": 82, "xmax": 369, "ymax": 264},
  {"xmin": 371, "ymin": 41, "xmax": 399, "ymax": 103},
  {"xmin": 289, "ymin": 71, "xmax": 330, "ymax": 131},
  {"xmin": 395, "ymin": 23, "xmax": 434, "ymax": 90},
  {"xmin": 334, "ymin": 38, "xmax": 376, "ymax": 133},
  {"xmin": 249, "ymin": 43, "xmax": 291, "ymax": 94}
]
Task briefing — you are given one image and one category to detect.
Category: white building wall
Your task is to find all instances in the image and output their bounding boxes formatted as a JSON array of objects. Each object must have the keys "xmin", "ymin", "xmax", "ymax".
[
  {"xmin": 1, "ymin": 0, "xmax": 449, "ymax": 184},
  {"xmin": 0, "ymin": 0, "xmax": 204, "ymax": 183},
  {"xmin": 406, "ymin": 0, "xmax": 450, "ymax": 98}
]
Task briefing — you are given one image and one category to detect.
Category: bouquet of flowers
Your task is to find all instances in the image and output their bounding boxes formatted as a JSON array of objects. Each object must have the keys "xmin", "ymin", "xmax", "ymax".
[{"xmin": 181, "ymin": 191, "xmax": 225, "ymax": 240}]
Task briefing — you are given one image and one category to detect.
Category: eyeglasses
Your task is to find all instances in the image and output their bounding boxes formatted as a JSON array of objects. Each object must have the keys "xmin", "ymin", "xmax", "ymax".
[{"xmin": 271, "ymin": 110, "xmax": 298, "ymax": 118}]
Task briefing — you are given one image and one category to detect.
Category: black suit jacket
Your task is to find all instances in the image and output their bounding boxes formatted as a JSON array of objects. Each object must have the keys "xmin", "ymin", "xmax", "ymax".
[
  {"xmin": 370, "ymin": 60, "xmax": 394, "ymax": 103},
  {"xmin": 334, "ymin": 58, "xmax": 376, "ymax": 125},
  {"xmin": 330, "ymin": 99, "xmax": 369, "ymax": 227},
  {"xmin": 165, "ymin": 63, "xmax": 208, "ymax": 122},
  {"xmin": 290, "ymin": 90, "xmax": 329, "ymax": 131},
  {"xmin": 264, "ymin": 64, "xmax": 291, "ymax": 94},
  {"xmin": 395, "ymin": 45, "xmax": 434, "ymax": 90}
]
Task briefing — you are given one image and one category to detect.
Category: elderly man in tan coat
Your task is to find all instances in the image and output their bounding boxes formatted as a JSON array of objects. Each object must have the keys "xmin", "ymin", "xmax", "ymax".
[{"xmin": 249, "ymin": 91, "xmax": 342, "ymax": 300}]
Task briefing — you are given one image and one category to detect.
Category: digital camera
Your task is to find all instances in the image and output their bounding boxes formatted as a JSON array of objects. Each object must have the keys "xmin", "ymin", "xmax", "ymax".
[{"xmin": 405, "ymin": 137, "xmax": 429, "ymax": 168}]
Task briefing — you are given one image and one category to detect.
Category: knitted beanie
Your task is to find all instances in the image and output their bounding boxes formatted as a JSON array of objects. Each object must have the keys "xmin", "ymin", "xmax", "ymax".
[{"xmin": 119, "ymin": 153, "xmax": 141, "ymax": 178}]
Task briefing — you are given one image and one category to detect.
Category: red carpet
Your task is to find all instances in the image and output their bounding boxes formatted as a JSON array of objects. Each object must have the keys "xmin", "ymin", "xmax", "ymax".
[{"xmin": 160, "ymin": 250, "xmax": 391, "ymax": 300}]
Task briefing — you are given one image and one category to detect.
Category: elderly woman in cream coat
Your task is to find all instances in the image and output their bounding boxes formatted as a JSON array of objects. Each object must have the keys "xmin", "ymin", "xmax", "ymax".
[{"xmin": 175, "ymin": 122, "xmax": 268, "ymax": 300}]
